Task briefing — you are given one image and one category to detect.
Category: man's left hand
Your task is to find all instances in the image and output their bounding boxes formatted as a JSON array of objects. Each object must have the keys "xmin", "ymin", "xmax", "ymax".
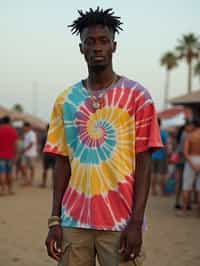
[{"xmin": 119, "ymin": 221, "xmax": 142, "ymax": 261}]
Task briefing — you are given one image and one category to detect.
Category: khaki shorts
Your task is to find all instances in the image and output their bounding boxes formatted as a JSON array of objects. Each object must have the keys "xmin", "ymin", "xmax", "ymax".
[
  {"xmin": 58, "ymin": 227, "xmax": 145, "ymax": 266},
  {"xmin": 21, "ymin": 155, "xmax": 36, "ymax": 168}
]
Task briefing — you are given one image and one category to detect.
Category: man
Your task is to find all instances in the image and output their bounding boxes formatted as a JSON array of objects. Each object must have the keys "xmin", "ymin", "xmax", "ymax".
[
  {"xmin": 21, "ymin": 122, "xmax": 37, "ymax": 185},
  {"xmin": 15, "ymin": 132, "xmax": 24, "ymax": 180},
  {"xmin": 44, "ymin": 7, "xmax": 162, "ymax": 266},
  {"xmin": 174, "ymin": 121, "xmax": 194, "ymax": 209},
  {"xmin": 182, "ymin": 118, "xmax": 200, "ymax": 216},
  {"xmin": 0, "ymin": 116, "xmax": 18, "ymax": 195},
  {"xmin": 151, "ymin": 118, "xmax": 168, "ymax": 196}
]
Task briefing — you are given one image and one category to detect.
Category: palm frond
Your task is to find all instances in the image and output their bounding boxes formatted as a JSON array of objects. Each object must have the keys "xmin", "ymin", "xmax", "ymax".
[
  {"xmin": 160, "ymin": 52, "xmax": 178, "ymax": 70},
  {"xmin": 176, "ymin": 33, "xmax": 200, "ymax": 60}
]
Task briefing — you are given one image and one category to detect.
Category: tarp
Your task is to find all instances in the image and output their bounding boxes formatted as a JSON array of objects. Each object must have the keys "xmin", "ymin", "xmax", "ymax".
[{"xmin": 161, "ymin": 112, "xmax": 186, "ymax": 128}]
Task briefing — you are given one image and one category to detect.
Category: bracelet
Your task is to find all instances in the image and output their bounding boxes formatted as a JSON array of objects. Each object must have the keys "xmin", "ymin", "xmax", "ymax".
[
  {"xmin": 48, "ymin": 216, "xmax": 61, "ymax": 228},
  {"xmin": 48, "ymin": 220, "xmax": 61, "ymax": 228}
]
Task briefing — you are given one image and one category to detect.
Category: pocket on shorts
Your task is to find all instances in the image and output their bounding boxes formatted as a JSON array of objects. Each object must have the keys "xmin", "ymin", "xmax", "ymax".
[{"xmin": 62, "ymin": 241, "xmax": 71, "ymax": 253}]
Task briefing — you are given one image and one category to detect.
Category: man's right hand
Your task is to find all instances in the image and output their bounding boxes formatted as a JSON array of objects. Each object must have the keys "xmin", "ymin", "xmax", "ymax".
[{"xmin": 45, "ymin": 225, "xmax": 62, "ymax": 261}]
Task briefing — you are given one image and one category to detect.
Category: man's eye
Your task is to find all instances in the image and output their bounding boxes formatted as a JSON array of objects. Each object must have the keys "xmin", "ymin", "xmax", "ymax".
[
  {"xmin": 85, "ymin": 39, "xmax": 93, "ymax": 46},
  {"xmin": 101, "ymin": 39, "xmax": 109, "ymax": 44}
]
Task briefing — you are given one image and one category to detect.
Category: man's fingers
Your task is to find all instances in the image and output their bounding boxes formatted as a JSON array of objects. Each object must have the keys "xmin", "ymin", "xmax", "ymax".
[
  {"xmin": 49, "ymin": 240, "xmax": 61, "ymax": 261},
  {"xmin": 123, "ymin": 246, "xmax": 132, "ymax": 261},
  {"xmin": 54, "ymin": 240, "xmax": 62, "ymax": 253},
  {"xmin": 119, "ymin": 241, "xmax": 126, "ymax": 253},
  {"xmin": 129, "ymin": 244, "xmax": 141, "ymax": 260},
  {"xmin": 119, "ymin": 233, "xmax": 127, "ymax": 254},
  {"xmin": 45, "ymin": 239, "xmax": 51, "ymax": 256},
  {"xmin": 123, "ymin": 242, "xmax": 141, "ymax": 261}
]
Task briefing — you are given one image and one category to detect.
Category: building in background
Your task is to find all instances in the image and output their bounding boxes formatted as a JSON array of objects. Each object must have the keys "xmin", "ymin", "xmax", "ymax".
[{"xmin": 170, "ymin": 90, "xmax": 200, "ymax": 121}]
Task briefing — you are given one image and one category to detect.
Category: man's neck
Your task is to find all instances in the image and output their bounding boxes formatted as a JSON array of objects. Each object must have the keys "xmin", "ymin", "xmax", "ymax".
[{"xmin": 87, "ymin": 68, "xmax": 116, "ymax": 91}]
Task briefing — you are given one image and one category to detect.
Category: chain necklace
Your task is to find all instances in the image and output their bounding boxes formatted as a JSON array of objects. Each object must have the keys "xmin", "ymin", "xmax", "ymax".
[{"xmin": 86, "ymin": 73, "xmax": 118, "ymax": 110}]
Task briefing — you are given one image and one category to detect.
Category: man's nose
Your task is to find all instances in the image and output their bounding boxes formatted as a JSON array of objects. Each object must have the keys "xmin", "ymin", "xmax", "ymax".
[{"xmin": 93, "ymin": 41, "xmax": 103, "ymax": 52}]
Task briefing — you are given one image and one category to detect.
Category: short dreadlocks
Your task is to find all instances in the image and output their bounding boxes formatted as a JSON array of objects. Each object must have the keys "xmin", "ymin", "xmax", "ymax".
[{"xmin": 69, "ymin": 7, "xmax": 123, "ymax": 37}]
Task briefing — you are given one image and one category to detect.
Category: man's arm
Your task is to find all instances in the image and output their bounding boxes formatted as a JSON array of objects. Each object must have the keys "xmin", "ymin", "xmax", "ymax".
[
  {"xmin": 131, "ymin": 151, "xmax": 151, "ymax": 222},
  {"xmin": 120, "ymin": 150, "xmax": 151, "ymax": 261},
  {"xmin": 46, "ymin": 154, "xmax": 71, "ymax": 261},
  {"xmin": 23, "ymin": 142, "xmax": 34, "ymax": 153},
  {"xmin": 183, "ymin": 135, "xmax": 199, "ymax": 173},
  {"xmin": 51, "ymin": 155, "xmax": 71, "ymax": 216}
]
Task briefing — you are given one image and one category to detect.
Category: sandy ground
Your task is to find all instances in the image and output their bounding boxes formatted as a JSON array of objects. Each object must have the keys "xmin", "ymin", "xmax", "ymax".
[{"xmin": 0, "ymin": 163, "xmax": 200, "ymax": 266}]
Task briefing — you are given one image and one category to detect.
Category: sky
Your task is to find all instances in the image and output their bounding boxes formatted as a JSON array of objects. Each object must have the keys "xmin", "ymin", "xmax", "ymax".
[{"xmin": 0, "ymin": 0, "xmax": 200, "ymax": 121}]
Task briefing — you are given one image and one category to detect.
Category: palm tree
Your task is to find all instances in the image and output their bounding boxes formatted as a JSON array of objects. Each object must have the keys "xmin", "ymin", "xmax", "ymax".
[
  {"xmin": 194, "ymin": 61, "xmax": 200, "ymax": 88},
  {"xmin": 176, "ymin": 33, "xmax": 200, "ymax": 94},
  {"xmin": 160, "ymin": 52, "xmax": 178, "ymax": 108}
]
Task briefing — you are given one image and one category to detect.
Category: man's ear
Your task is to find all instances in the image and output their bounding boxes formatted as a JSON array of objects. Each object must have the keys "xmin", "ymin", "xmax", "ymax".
[
  {"xmin": 79, "ymin": 43, "xmax": 84, "ymax": 54},
  {"xmin": 112, "ymin": 41, "xmax": 117, "ymax": 53}
]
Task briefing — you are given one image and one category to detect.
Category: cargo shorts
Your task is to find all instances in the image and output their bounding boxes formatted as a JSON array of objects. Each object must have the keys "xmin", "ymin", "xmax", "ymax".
[{"xmin": 58, "ymin": 227, "xmax": 145, "ymax": 266}]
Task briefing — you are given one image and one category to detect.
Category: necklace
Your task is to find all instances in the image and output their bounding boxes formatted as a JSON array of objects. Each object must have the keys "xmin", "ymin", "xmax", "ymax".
[{"xmin": 86, "ymin": 74, "xmax": 118, "ymax": 110}]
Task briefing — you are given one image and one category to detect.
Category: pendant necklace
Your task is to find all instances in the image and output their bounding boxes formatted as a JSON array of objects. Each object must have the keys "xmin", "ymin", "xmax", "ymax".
[{"xmin": 86, "ymin": 74, "xmax": 118, "ymax": 110}]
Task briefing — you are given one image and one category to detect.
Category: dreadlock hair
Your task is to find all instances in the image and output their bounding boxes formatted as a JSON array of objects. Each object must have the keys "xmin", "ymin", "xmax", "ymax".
[{"xmin": 68, "ymin": 7, "xmax": 123, "ymax": 37}]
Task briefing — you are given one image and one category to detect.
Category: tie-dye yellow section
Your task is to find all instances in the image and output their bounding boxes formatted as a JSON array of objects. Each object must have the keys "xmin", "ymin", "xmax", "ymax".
[{"xmin": 44, "ymin": 88, "xmax": 72, "ymax": 156}]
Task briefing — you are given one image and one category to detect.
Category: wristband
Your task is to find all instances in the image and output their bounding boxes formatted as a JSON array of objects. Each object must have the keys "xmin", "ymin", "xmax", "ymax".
[
  {"xmin": 48, "ymin": 216, "xmax": 61, "ymax": 228},
  {"xmin": 48, "ymin": 220, "xmax": 61, "ymax": 228}
]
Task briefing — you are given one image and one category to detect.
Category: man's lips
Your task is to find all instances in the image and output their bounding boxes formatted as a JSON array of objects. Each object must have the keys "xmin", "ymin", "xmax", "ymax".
[{"xmin": 92, "ymin": 56, "xmax": 105, "ymax": 61}]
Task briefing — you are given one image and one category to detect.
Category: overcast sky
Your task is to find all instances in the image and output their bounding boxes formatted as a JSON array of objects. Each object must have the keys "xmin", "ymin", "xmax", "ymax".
[{"xmin": 1, "ymin": 0, "xmax": 200, "ymax": 121}]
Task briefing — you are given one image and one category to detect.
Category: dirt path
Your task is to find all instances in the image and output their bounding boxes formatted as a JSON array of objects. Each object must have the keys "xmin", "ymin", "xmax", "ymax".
[{"xmin": 0, "ymin": 165, "xmax": 199, "ymax": 266}]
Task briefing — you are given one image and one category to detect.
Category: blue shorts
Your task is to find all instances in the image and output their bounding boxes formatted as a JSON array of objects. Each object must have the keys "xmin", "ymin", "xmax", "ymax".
[{"xmin": 0, "ymin": 159, "xmax": 13, "ymax": 174}]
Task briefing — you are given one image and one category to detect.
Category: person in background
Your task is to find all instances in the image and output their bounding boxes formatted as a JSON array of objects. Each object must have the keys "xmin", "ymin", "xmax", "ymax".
[
  {"xmin": 0, "ymin": 116, "xmax": 18, "ymax": 195},
  {"xmin": 151, "ymin": 118, "xmax": 168, "ymax": 196},
  {"xmin": 182, "ymin": 118, "xmax": 200, "ymax": 216},
  {"xmin": 174, "ymin": 121, "xmax": 194, "ymax": 209},
  {"xmin": 164, "ymin": 132, "xmax": 179, "ymax": 195},
  {"xmin": 40, "ymin": 124, "xmax": 56, "ymax": 188},
  {"xmin": 44, "ymin": 7, "xmax": 162, "ymax": 266},
  {"xmin": 21, "ymin": 122, "xmax": 38, "ymax": 186},
  {"xmin": 15, "ymin": 132, "xmax": 24, "ymax": 180}
]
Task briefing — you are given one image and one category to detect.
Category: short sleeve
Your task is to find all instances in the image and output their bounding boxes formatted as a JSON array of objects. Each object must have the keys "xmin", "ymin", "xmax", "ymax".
[
  {"xmin": 135, "ymin": 87, "xmax": 163, "ymax": 153},
  {"xmin": 161, "ymin": 131, "xmax": 168, "ymax": 145},
  {"xmin": 43, "ymin": 93, "xmax": 69, "ymax": 156}
]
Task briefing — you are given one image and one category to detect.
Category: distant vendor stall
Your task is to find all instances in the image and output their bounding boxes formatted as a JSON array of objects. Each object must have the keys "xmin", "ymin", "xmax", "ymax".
[{"xmin": 169, "ymin": 90, "xmax": 200, "ymax": 121}]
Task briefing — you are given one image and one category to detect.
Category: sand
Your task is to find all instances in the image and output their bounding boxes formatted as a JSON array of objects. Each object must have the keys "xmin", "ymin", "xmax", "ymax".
[{"xmin": 0, "ymin": 163, "xmax": 199, "ymax": 266}]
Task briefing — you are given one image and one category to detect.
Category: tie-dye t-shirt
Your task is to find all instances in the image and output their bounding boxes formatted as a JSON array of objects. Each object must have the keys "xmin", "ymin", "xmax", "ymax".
[{"xmin": 44, "ymin": 77, "xmax": 162, "ymax": 231}]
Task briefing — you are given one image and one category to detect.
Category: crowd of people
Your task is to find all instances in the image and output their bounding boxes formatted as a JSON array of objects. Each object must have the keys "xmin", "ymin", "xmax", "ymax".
[
  {"xmin": 0, "ymin": 114, "xmax": 200, "ymax": 219},
  {"xmin": 0, "ymin": 116, "xmax": 55, "ymax": 196},
  {"xmin": 151, "ymin": 117, "xmax": 200, "ymax": 217}
]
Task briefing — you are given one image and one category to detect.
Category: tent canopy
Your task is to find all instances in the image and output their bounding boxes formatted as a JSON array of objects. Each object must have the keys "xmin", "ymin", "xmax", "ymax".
[
  {"xmin": 170, "ymin": 90, "xmax": 200, "ymax": 105},
  {"xmin": 0, "ymin": 105, "xmax": 47, "ymax": 130}
]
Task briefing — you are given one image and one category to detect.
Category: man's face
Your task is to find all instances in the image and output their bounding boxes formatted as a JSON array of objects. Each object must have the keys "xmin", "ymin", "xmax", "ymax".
[
  {"xmin": 23, "ymin": 126, "xmax": 29, "ymax": 133},
  {"xmin": 80, "ymin": 24, "xmax": 116, "ymax": 71}
]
